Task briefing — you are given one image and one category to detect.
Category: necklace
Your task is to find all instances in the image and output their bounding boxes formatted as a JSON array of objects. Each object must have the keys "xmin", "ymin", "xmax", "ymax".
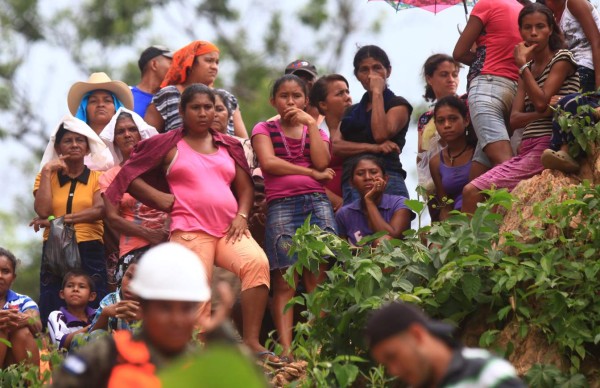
[{"xmin": 447, "ymin": 144, "xmax": 468, "ymax": 166}]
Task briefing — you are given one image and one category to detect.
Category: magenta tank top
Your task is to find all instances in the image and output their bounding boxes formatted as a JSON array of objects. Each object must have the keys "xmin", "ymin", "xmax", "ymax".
[{"xmin": 167, "ymin": 139, "xmax": 238, "ymax": 237}]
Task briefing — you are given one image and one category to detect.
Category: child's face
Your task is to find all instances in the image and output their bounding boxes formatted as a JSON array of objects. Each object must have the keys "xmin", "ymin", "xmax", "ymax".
[
  {"xmin": 434, "ymin": 105, "xmax": 468, "ymax": 143},
  {"xmin": 120, "ymin": 264, "xmax": 136, "ymax": 300},
  {"xmin": 270, "ymin": 81, "xmax": 307, "ymax": 115},
  {"xmin": 60, "ymin": 276, "xmax": 96, "ymax": 307},
  {"xmin": 142, "ymin": 300, "xmax": 199, "ymax": 355}
]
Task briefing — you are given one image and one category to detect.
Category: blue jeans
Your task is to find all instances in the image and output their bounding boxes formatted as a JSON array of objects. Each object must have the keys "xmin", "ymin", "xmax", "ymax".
[
  {"xmin": 39, "ymin": 240, "xmax": 108, "ymax": 327},
  {"xmin": 342, "ymin": 168, "xmax": 409, "ymax": 204},
  {"xmin": 468, "ymin": 74, "xmax": 518, "ymax": 167},
  {"xmin": 578, "ymin": 66, "xmax": 596, "ymax": 94},
  {"xmin": 265, "ymin": 193, "xmax": 336, "ymax": 270},
  {"xmin": 551, "ymin": 93, "xmax": 599, "ymax": 151}
]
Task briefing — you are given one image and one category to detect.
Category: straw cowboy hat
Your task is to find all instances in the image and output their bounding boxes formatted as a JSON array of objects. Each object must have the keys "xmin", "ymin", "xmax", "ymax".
[{"xmin": 67, "ymin": 72, "xmax": 134, "ymax": 116}]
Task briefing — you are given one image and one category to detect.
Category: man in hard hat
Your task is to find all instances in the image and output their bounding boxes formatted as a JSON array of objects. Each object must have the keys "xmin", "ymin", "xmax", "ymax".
[
  {"xmin": 365, "ymin": 302, "xmax": 525, "ymax": 388},
  {"xmin": 51, "ymin": 242, "xmax": 226, "ymax": 387}
]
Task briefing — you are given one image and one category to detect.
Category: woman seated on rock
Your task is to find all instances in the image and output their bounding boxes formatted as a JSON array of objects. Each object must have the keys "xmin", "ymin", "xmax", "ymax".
[
  {"xmin": 462, "ymin": 3, "xmax": 580, "ymax": 214},
  {"xmin": 336, "ymin": 155, "xmax": 413, "ymax": 246},
  {"xmin": 0, "ymin": 248, "xmax": 41, "ymax": 367}
]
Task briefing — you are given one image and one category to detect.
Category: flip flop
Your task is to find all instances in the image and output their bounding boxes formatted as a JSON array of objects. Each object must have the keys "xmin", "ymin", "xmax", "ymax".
[
  {"xmin": 541, "ymin": 149, "xmax": 579, "ymax": 173},
  {"xmin": 256, "ymin": 350, "xmax": 284, "ymax": 367}
]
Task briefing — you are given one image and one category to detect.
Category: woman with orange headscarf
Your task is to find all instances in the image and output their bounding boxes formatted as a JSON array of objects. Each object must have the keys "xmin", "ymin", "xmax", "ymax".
[{"xmin": 144, "ymin": 40, "xmax": 248, "ymax": 138}]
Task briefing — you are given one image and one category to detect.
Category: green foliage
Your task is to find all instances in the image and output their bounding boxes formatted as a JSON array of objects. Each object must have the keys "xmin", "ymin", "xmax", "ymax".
[
  {"xmin": 159, "ymin": 345, "xmax": 267, "ymax": 387},
  {"xmin": 525, "ymin": 364, "xmax": 588, "ymax": 388},
  {"xmin": 0, "ymin": 339, "xmax": 64, "ymax": 387},
  {"xmin": 288, "ymin": 185, "xmax": 600, "ymax": 385}
]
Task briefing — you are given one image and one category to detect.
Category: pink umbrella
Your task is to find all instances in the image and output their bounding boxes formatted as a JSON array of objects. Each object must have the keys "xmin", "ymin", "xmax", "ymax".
[{"xmin": 371, "ymin": 0, "xmax": 477, "ymax": 21}]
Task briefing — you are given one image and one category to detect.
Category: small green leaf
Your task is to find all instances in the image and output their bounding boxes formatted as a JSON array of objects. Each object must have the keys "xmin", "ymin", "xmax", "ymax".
[
  {"xmin": 462, "ymin": 273, "xmax": 481, "ymax": 300},
  {"xmin": 541, "ymin": 256, "xmax": 552, "ymax": 274},
  {"xmin": 332, "ymin": 363, "xmax": 359, "ymax": 387},
  {"xmin": 404, "ymin": 199, "xmax": 425, "ymax": 214}
]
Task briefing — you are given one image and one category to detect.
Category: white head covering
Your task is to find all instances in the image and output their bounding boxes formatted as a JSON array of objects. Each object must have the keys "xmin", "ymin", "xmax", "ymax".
[
  {"xmin": 99, "ymin": 107, "xmax": 158, "ymax": 165},
  {"xmin": 39, "ymin": 114, "xmax": 110, "ymax": 172}
]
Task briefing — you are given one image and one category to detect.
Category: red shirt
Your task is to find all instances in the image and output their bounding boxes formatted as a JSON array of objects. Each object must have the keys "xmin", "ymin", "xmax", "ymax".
[{"xmin": 471, "ymin": 0, "xmax": 523, "ymax": 81}]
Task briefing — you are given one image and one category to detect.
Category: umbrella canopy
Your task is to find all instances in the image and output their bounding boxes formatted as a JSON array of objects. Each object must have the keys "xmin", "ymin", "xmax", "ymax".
[{"xmin": 380, "ymin": 0, "xmax": 477, "ymax": 14}]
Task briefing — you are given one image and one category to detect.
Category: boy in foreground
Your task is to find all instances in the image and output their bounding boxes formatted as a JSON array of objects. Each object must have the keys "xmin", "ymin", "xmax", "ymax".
[{"xmin": 47, "ymin": 270, "xmax": 97, "ymax": 351}]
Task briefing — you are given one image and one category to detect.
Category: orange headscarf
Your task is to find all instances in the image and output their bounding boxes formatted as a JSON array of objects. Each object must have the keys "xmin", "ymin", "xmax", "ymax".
[{"xmin": 160, "ymin": 40, "xmax": 220, "ymax": 88}]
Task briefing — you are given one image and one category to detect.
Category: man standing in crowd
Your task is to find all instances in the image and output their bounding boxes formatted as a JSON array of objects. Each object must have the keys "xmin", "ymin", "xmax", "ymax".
[
  {"xmin": 131, "ymin": 46, "xmax": 173, "ymax": 117},
  {"xmin": 366, "ymin": 302, "xmax": 525, "ymax": 388}
]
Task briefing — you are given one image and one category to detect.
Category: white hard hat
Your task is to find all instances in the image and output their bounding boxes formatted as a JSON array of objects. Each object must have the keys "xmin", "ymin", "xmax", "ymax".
[{"xmin": 129, "ymin": 242, "xmax": 211, "ymax": 302}]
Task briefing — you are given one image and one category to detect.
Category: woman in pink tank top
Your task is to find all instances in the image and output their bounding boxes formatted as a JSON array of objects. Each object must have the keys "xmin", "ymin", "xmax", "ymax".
[{"xmin": 122, "ymin": 84, "xmax": 277, "ymax": 364}]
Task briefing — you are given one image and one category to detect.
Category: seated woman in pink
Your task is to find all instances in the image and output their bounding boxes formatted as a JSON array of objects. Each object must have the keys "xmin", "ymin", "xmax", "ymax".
[
  {"xmin": 104, "ymin": 84, "xmax": 274, "ymax": 363},
  {"xmin": 99, "ymin": 108, "xmax": 167, "ymax": 286}
]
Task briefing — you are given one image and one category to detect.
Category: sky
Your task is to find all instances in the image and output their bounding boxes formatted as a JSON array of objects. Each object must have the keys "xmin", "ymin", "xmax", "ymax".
[{"xmin": 5, "ymin": 0, "xmax": 579, "ymax": 247}]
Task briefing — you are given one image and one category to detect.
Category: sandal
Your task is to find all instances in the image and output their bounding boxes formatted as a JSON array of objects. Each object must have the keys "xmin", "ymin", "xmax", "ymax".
[
  {"xmin": 541, "ymin": 149, "xmax": 579, "ymax": 173},
  {"xmin": 256, "ymin": 350, "xmax": 284, "ymax": 367}
]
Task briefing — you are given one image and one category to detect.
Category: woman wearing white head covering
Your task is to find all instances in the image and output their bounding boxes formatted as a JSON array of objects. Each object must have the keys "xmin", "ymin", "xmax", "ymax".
[
  {"xmin": 99, "ymin": 107, "xmax": 158, "ymax": 164},
  {"xmin": 33, "ymin": 114, "xmax": 109, "ymax": 325},
  {"xmin": 98, "ymin": 109, "xmax": 167, "ymax": 287}
]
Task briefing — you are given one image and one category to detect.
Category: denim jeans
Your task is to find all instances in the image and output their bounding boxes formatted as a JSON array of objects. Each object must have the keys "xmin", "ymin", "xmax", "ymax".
[
  {"xmin": 578, "ymin": 66, "xmax": 596, "ymax": 94},
  {"xmin": 265, "ymin": 193, "xmax": 336, "ymax": 270},
  {"xmin": 39, "ymin": 240, "xmax": 107, "ymax": 327}
]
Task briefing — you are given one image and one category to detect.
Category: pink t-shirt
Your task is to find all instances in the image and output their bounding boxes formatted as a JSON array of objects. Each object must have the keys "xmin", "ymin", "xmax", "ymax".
[
  {"xmin": 99, "ymin": 166, "xmax": 167, "ymax": 257},
  {"xmin": 252, "ymin": 120, "xmax": 329, "ymax": 203},
  {"xmin": 471, "ymin": 0, "xmax": 523, "ymax": 81},
  {"xmin": 167, "ymin": 140, "xmax": 238, "ymax": 237}
]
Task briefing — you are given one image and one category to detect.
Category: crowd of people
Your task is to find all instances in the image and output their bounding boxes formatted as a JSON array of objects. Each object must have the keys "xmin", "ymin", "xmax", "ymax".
[{"xmin": 1, "ymin": 0, "xmax": 598, "ymax": 385}]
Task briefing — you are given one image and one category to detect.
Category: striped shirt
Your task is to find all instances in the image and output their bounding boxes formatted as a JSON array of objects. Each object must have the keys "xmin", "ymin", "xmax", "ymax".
[
  {"xmin": 152, "ymin": 85, "xmax": 238, "ymax": 134},
  {"xmin": 441, "ymin": 347, "xmax": 525, "ymax": 387},
  {"xmin": 251, "ymin": 120, "xmax": 329, "ymax": 202},
  {"xmin": 2, "ymin": 289, "xmax": 38, "ymax": 312},
  {"xmin": 522, "ymin": 49, "xmax": 580, "ymax": 140}
]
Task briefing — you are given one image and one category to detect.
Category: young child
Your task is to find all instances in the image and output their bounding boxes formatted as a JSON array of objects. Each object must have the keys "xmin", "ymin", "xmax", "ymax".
[
  {"xmin": 336, "ymin": 155, "xmax": 414, "ymax": 246},
  {"xmin": 47, "ymin": 270, "xmax": 97, "ymax": 351},
  {"xmin": 252, "ymin": 74, "xmax": 337, "ymax": 360},
  {"xmin": 89, "ymin": 258, "xmax": 140, "ymax": 333},
  {"xmin": 429, "ymin": 96, "xmax": 485, "ymax": 220}
]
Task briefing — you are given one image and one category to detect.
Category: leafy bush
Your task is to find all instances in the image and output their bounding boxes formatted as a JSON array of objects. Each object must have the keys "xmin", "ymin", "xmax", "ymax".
[
  {"xmin": 0, "ymin": 340, "xmax": 64, "ymax": 387},
  {"xmin": 287, "ymin": 184, "xmax": 600, "ymax": 386},
  {"xmin": 553, "ymin": 92, "xmax": 600, "ymax": 158}
]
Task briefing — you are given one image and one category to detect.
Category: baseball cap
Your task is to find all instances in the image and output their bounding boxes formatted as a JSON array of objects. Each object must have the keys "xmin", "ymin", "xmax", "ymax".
[
  {"xmin": 138, "ymin": 45, "xmax": 174, "ymax": 72},
  {"xmin": 284, "ymin": 59, "xmax": 318, "ymax": 79},
  {"xmin": 365, "ymin": 302, "xmax": 455, "ymax": 348}
]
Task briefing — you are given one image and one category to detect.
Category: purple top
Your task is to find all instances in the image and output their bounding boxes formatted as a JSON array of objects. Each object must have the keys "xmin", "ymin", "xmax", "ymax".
[
  {"xmin": 47, "ymin": 306, "xmax": 96, "ymax": 349},
  {"xmin": 439, "ymin": 151, "xmax": 471, "ymax": 210},
  {"xmin": 335, "ymin": 194, "xmax": 413, "ymax": 245}
]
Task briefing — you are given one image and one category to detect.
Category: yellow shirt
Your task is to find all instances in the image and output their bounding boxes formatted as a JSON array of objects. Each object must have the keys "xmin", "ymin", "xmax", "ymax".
[
  {"xmin": 33, "ymin": 168, "xmax": 104, "ymax": 242},
  {"xmin": 421, "ymin": 117, "xmax": 439, "ymax": 152}
]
